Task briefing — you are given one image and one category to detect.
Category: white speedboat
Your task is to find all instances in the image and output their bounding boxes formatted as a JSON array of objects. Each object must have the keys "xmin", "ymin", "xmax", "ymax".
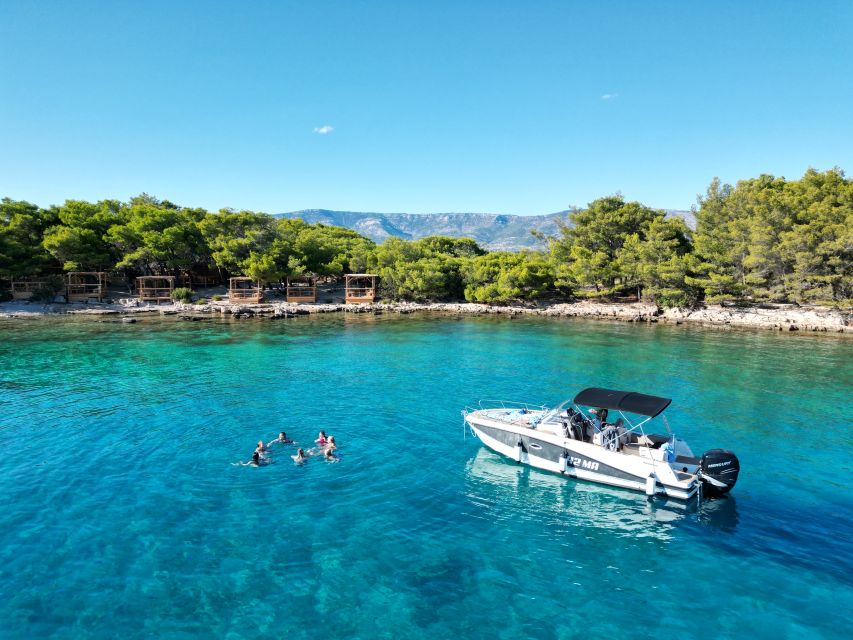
[{"xmin": 462, "ymin": 387, "xmax": 740, "ymax": 500}]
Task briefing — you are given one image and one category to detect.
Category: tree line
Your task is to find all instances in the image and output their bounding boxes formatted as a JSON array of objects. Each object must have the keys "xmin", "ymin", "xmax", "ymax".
[{"xmin": 1, "ymin": 168, "xmax": 850, "ymax": 306}]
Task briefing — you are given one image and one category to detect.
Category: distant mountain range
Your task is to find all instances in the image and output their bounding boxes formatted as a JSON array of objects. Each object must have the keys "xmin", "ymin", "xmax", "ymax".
[{"xmin": 274, "ymin": 209, "xmax": 694, "ymax": 251}]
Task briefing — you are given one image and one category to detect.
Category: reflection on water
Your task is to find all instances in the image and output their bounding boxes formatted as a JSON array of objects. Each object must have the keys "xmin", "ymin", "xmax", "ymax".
[
  {"xmin": 465, "ymin": 448, "xmax": 738, "ymax": 539},
  {"xmin": 695, "ymin": 491, "xmax": 739, "ymax": 532}
]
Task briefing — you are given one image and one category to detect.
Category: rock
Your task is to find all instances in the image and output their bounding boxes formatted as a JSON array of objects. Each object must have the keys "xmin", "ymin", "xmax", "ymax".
[
  {"xmin": 7, "ymin": 294, "xmax": 844, "ymax": 333},
  {"xmin": 121, "ymin": 317, "xmax": 137, "ymax": 324}
]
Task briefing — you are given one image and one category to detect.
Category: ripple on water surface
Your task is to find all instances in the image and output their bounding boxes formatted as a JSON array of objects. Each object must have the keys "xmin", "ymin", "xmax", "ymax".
[{"xmin": 0, "ymin": 315, "xmax": 851, "ymax": 639}]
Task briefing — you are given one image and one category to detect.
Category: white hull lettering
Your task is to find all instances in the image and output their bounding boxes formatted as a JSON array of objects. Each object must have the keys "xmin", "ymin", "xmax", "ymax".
[{"xmin": 565, "ymin": 455, "xmax": 599, "ymax": 472}]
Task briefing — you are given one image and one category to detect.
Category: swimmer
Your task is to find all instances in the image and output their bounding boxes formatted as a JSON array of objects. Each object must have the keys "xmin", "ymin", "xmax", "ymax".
[
  {"xmin": 235, "ymin": 451, "xmax": 269, "ymax": 467},
  {"xmin": 267, "ymin": 432, "xmax": 293, "ymax": 447},
  {"xmin": 325, "ymin": 435, "xmax": 337, "ymax": 453},
  {"xmin": 292, "ymin": 448, "xmax": 307, "ymax": 463},
  {"xmin": 315, "ymin": 431, "xmax": 327, "ymax": 446},
  {"xmin": 324, "ymin": 447, "xmax": 338, "ymax": 462}
]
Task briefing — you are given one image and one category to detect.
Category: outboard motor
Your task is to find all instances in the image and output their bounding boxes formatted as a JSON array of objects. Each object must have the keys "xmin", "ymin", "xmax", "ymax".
[{"xmin": 699, "ymin": 449, "xmax": 740, "ymax": 496}]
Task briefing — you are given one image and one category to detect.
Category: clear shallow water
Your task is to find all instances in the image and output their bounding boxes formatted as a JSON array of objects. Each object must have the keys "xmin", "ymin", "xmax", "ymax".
[{"xmin": 0, "ymin": 314, "xmax": 851, "ymax": 639}]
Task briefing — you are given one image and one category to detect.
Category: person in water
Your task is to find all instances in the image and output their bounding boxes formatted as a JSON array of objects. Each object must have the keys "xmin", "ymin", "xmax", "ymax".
[
  {"xmin": 323, "ymin": 447, "xmax": 338, "ymax": 462},
  {"xmin": 236, "ymin": 451, "xmax": 270, "ymax": 467},
  {"xmin": 267, "ymin": 432, "xmax": 293, "ymax": 447},
  {"xmin": 255, "ymin": 440, "xmax": 269, "ymax": 459},
  {"xmin": 315, "ymin": 431, "xmax": 327, "ymax": 446},
  {"xmin": 325, "ymin": 436, "xmax": 337, "ymax": 453},
  {"xmin": 292, "ymin": 448, "xmax": 307, "ymax": 463}
]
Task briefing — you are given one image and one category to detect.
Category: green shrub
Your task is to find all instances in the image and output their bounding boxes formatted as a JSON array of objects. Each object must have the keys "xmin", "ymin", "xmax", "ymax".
[
  {"xmin": 463, "ymin": 252, "xmax": 556, "ymax": 303},
  {"xmin": 212, "ymin": 294, "xmax": 222, "ymax": 301},
  {"xmin": 194, "ymin": 298, "xmax": 207, "ymax": 305},
  {"xmin": 171, "ymin": 287, "xmax": 193, "ymax": 303}
]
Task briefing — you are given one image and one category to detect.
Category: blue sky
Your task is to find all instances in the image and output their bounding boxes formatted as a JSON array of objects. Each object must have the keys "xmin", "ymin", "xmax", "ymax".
[{"xmin": 2, "ymin": 1, "xmax": 851, "ymax": 214}]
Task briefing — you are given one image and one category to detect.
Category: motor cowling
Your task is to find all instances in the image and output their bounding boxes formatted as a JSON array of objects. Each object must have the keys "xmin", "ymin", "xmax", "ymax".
[{"xmin": 699, "ymin": 449, "xmax": 740, "ymax": 496}]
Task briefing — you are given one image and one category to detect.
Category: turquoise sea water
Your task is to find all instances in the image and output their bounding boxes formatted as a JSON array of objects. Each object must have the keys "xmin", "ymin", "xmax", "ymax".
[{"xmin": 0, "ymin": 314, "xmax": 851, "ymax": 639}]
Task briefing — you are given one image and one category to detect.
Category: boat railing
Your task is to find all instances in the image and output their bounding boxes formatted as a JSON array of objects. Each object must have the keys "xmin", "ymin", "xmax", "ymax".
[{"xmin": 476, "ymin": 399, "xmax": 549, "ymax": 413}]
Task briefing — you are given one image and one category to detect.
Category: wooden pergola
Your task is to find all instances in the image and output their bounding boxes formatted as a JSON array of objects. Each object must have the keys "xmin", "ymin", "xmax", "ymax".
[
  {"xmin": 66, "ymin": 272, "xmax": 107, "ymax": 302},
  {"xmin": 137, "ymin": 276, "xmax": 176, "ymax": 302},
  {"xmin": 345, "ymin": 274, "xmax": 378, "ymax": 303},
  {"xmin": 229, "ymin": 277, "xmax": 262, "ymax": 303},
  {"xmin": 286, "ymin": 275, "xmax": 317, "ymax": 303},
  {"xmin": 10, "ymin": 278, "xmax": 47, "ymax": 300}
]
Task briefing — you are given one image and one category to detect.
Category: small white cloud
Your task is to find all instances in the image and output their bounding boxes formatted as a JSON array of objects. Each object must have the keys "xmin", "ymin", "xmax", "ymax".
[
  {"xmin": 313, "ymin": 125, "xmax": 334, "ymax": 134},
  {"xmin": 601, "ymin": 93, "xmax": 619, "ymax": 100}
]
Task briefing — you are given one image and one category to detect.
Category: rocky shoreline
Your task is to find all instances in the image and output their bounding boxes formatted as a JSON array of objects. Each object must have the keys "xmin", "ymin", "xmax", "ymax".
[{"xmin": 1, "ymin": 297, "xmax": 849, "ymax": 334}]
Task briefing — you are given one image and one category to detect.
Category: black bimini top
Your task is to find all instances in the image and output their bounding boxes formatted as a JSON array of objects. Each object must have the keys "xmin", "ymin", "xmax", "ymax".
[{"xmin": 573, "ymin": 387, "xmax": 672, "ymax": 418}]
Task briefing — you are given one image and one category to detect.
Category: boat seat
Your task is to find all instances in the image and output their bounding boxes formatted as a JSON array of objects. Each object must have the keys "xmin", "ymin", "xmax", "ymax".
[
  {"xmin": 612, "ymin": 418, "xmax": 629, "ymax": 449},
  {"xmin": 637, "ymin": 434, "xmax": 669, "ymax": 448},
  {"xmin": 539, "ymin": 422, "xmax": 567, "ymax": 437}
]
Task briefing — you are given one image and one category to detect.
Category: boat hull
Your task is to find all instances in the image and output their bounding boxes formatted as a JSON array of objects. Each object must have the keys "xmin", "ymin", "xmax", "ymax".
[{"xmin": 467, "ymin": 414, "xmax": 698, "ymax": 501}]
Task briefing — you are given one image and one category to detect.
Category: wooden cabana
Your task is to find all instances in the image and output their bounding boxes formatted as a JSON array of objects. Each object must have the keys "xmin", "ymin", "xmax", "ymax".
[
  {"xmin": 229, "ymin": 277, "xmax": 262, "ymax": 303},
  {"xmin": 345, "ymin": 274, "xmax": 378, "ymax": 303},
  {"xmin": 286, "ymin": 275, "xmax": 317, "ymax": 303},
  {"xmin": 137, "ymin": 276, "xmax": 176, "ymax": 302},
  {"xmin": 10, "ymin": 278, "xmax": 47, "ymax": 300},
  {"xmin": 66, "ymin": 272, "xmax": 107, "ymax": 302}
]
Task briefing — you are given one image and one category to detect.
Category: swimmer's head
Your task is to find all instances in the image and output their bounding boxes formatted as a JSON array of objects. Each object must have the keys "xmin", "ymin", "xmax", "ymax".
[
  {"xmin": 328, "ymin": 436, "xmax": 336, "ymax": 444},
  {"xmin": 279, "ymin": 432, "xmax": 286, "ymax": 439},
  {"xmin": 319, "ymin": 430, "xmax": 326, "ymax": 437}
]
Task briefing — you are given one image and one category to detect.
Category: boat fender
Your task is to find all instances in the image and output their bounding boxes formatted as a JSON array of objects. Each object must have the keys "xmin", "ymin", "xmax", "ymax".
[
  {"xmin": 514, "ymin": 440, "xmax": 523, "ymax": 463},
  {"xmin": 559, "ymin": 452, "xmax": 568, "ymax": 474},
  {"xmin": 645, "ymin": 474, "xmax": 657, "ymax": 497}
]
